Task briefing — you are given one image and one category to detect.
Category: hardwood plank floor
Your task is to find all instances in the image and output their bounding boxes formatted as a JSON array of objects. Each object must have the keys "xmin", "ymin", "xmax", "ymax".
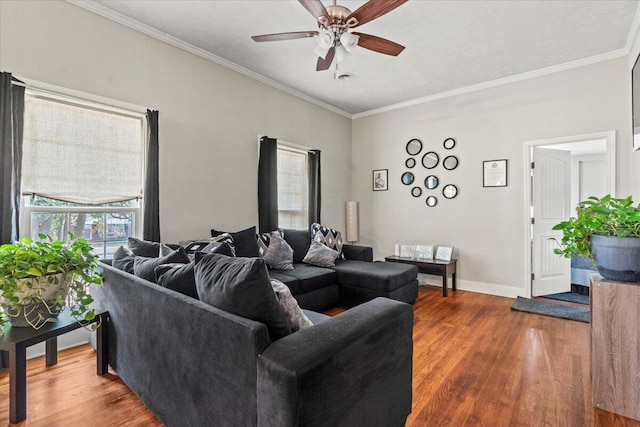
[{"xmin": 1, "ymin": 286, "xmax": 638, "ymax": 426}]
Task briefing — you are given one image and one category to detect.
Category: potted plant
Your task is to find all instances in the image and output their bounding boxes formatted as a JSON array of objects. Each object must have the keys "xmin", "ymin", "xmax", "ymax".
[
  {"xmin": 0, "ymin": 233, "xmax": 102, "ymax": 335},
  {"xmin": 553, "ymin": 195, "xmax": 640, "ymax": 283}
]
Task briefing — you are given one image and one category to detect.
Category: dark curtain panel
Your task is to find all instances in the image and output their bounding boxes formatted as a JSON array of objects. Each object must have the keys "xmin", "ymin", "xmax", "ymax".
[
  {"xmin": 308, "ymin": 149, "xmax": 321, "ymax": 227},
  {"xmin": 258, "ymin": 136, "xmax": 278, "ymax": 233},
  {"xmin": 0, "ymin": 72, "xmax": 25, "ymax": 245},
  {"xmin": 143, "ymin": 109, "xmax": 160, "ymax": 242}
]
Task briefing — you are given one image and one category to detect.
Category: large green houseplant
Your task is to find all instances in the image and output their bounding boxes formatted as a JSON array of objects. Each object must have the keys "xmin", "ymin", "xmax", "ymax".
[
  {"xmin": 0, "ymin": 234, "xmax": 102, "ymax": 335},
  {"xmin": 553, "ymin": 195, "xmax": 640, "ymax": 282}
]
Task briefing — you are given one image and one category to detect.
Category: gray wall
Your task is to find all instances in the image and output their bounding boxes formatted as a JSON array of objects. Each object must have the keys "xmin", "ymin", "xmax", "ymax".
[{"xmin": 0, "ymin": 0, "xmax": 352, "ymax": 243}]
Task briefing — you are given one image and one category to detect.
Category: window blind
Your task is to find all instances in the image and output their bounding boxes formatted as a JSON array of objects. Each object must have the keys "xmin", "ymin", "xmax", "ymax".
[
  {"xmin": 21, "ymin": 95, "xmax": 144, "ymax": 205},
  {"xmin": 277, "ymin": 147, "xmax": 308, "ymax": 229}
]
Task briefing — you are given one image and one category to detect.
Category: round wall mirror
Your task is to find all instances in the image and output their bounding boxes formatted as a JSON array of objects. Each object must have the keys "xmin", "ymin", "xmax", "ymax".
[
  {"xmin": 422, "ymin": 152, "xmax": 439, "ymax": 169},
  {"xmin": 426, "ymin": 196, "xmax": 438, "ymax": 207},
  {"xmin": 401, "ymin": 172, "xmax": 414, "ymax": 185},
  {"xmin": 443, "ymin": 138, "xmax": 456, "ymax": 150},
  {"xmin": 406, "ymin": 139, "xmax": 422, "ymax": 156},
  {"xmin": 405, "ymin": 158, "xmax": 416, "ymax": 168},
  {"xmin": 425, "ymin": 175, "xmax": 439, "ymax": 189},
  {"xmin": 443, "ymin": 155, "xmax": 459, "ymax": 170},
  {"xmin": 411, "ymin": 187, "xmax": 422, "ymax": 197},
  {"xmin": 443, "ymin": 184, "xmax": 458, "ymax": 199}
]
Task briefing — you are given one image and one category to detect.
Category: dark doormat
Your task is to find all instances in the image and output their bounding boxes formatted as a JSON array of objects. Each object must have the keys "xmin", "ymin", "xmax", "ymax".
[
  {"xmin": 511, "ymin": 297, "xmax": 589, "ymax": 323},
  {"xmin": 541, "ymin": 292, "xmax": 590, "ymax": 305}
]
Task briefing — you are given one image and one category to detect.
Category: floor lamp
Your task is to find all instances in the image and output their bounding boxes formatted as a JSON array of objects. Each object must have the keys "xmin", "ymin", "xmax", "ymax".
[{"xmin": 345, "ymin": 201, "xmax": 359, "ymax": 243}]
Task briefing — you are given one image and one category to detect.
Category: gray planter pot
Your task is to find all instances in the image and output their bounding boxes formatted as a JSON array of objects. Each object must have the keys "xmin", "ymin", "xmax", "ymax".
[{"xmin": 591, "ymin": 235, "xmax": 640, "ymax": 282}]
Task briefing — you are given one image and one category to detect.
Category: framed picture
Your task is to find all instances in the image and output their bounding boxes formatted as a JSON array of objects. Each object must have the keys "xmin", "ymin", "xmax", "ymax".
[
  {"xmin": 483, "ymin": 159, "xmax": 507, "ymax": 187},
  {"xmin": 399, "ymin": 244, "xmax": 416, "ymax": 258},
  {"xmin": 414, "ymin": 245, "xmax": 434, "ymax": 260},
  {"xmin": 373, "ymin": 169, "xmax": 388, "ymax": 191},
  {"xmin": 435, "ymin": 245, "xmax": 454, "ymax": 262}
]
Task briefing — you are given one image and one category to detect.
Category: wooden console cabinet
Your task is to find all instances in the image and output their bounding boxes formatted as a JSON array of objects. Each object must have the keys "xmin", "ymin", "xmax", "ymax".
[{"xmin": 590, "ymin": 275, "xmax": 640, "ymax": 421}]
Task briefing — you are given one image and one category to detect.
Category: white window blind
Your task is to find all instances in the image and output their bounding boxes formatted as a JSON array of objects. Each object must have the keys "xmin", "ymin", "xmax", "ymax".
[
  {"xmin": 21, "ymin": 95, "xmax": 144, "ymax": 205},
  {"xmin": 277, "ymin": 147, "xmax": 308, "ymax": 229}
]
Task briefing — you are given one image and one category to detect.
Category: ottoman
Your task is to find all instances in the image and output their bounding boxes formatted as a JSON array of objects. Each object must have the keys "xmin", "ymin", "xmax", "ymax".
[{"xmin": 330, "ymin": 260, "xmax": 419, "ymax": 308}]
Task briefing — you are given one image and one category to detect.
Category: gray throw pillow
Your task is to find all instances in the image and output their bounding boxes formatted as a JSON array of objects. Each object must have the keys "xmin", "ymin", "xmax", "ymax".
[
  {"xmin": 128, "ymin": 237, "xmax": 162, "ymax": 257},
  {"xmin": 195, "ymin": 254, "xmax": 291, "ymax": 341},
  {"xmin": 270, "ymin": 279, "xmax": 312, "ymax": 332},
  {"xmin": 112, "ymin": 245, "xmax": 135, "ymax": 273},
  {"xmin": 155, "ymin": 262, "xmax": 198, "ymax": 299},
  {"xmin": 263, "ymin": 232, "xmax": 294, "ymax": 270},
  {"xmin": 133, "ymin": 248, "xmax": 191, "ymax": 283},
  {"xmin": 302, "ymin": 241, "xmax": 340, "ymax": 267}
]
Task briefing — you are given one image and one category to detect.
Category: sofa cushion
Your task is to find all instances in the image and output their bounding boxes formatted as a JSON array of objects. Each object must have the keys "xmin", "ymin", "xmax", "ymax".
[
  {"xmin": 282, "ymin": 229, "xmax": 311, "ymax": 264},
  {"xmin": 195, "ymin": 254, "xmax": 292, "ymax": 341},
  {"xmin": 263, "ymin": 232, "xmax": 294, "ymax": 270},
  {"xmin": 112, "ymin": 245, "xmax": 136, "ymax": 274},
  {"xmin": 211, "ymin": 226, "xmax": 259, "ymax": 258},
  {"xmin": 133, "ymin": 248, "xmax": 191, "ymax": 283},
  {"xmin": 331, "ymin": 260, "xmax": 418, "ymax": 292},
  {"xmin": 268, "ymin": 271, "xmax": 299, "ymax": 293},
  {"xmin": 128, "ymin": 236, "xmax": 162, "ymax": 257},
  {"xmin": 303, "ymin": 241, "xmax": 340, "ymax": 267},
  {"xmin": 155, "ymin": 262, "xmax": 198, "ymax": 299},
  {"xmin": 270, "ymin": 279, "xmax": 312, "ymax": 332},
  {"xmin": 280, "ymin": 263, "xmax": 337, "ymax": 295}
]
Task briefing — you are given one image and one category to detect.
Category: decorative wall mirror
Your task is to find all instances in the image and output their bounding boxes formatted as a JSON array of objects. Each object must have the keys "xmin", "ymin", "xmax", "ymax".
[
  {"xmin": 405, "ymin": 158, "xmax": 416, "ymax": 168},
  {"xmin": 425, "ymin": 175, "xmax": 439, "ymax": 189},
  {"xmin": 422, "ymin": 152, "xmax": 439, "ymax": 169},
  {"xmin": 443, "ymin": 138, "xmax": 456, "ymax": 150},
  {"xmin": 426, "ymin": 196, "xmax": 438, "ymax": 207},
  {"xmin": 443, "ymin": 155, "xmax": 459, "ymax": 170},
  {"xmin": 411, "ymin": 187, "xmax": 422, "ymax": 197},
  {"xmin": 442, "ymin": 184, "xmax": 458, "ymax": 199},
  {"xmin": 401, "ymin": 172, "xmax": 414, "ymax": 185},
  {"xmin": 406, "ymin": 139, "xmax": 422, "ymax": 156}
]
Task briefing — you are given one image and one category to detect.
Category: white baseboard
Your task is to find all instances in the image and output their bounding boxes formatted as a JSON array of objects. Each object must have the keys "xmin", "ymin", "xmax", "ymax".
[
  {"xmin": 26, "ymin": 328, "xmax": 90, "ymax": 360},
  {"xmin": 418, "ymin": 273, "xmax": 526, "ymax": 299}
]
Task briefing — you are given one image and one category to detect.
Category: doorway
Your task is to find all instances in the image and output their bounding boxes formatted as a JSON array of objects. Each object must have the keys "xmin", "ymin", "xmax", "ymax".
[{"xmin": 523, "ymin": 131, "xmax": 616, "ymax": 298}]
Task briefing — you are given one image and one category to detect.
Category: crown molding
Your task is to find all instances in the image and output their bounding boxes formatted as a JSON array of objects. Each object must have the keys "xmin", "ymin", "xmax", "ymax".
[
  {"xmin": 625, "ymin": 2, "xmax": 640, "ymax": 54},
  {"xmin": 66, "ymin": 0, "xmax": 352, "ymax": 119},
  {"xmin": 353, "ymin": 48, "xmax": 629, "ymax": 119}
]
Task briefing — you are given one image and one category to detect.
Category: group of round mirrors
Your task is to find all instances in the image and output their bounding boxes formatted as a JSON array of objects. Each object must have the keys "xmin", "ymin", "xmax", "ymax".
[{"xmin": 402, "ymin": 137, "xmax": 459, "ymax": 207}]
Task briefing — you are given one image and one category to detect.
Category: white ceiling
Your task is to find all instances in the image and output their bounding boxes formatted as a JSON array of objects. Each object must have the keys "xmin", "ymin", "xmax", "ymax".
[{"xmin": 73, "ymin": 0, "xmax": 640, "ymax": 116}]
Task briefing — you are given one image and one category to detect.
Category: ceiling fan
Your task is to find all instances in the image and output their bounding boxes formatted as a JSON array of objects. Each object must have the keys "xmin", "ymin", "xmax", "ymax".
[{"xmin": 251, "ymin": 0, "xmax": 407, "ymax": 71}]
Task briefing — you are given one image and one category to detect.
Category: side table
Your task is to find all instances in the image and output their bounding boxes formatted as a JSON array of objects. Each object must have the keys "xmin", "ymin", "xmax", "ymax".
[
  {"xmin": 0, "ymin": 308, "xmax": 109, "ymax": 424},
  {"xmin": 385, "ymin": 256, "xmax": 457, "ymax": 297}
]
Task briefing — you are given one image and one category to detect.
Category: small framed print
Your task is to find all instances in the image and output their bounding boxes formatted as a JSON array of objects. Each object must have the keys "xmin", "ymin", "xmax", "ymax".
[
  {"xmin": 414, "ymin": 245, "xmax": 434, "ymax": 260},
  {"xmin": 435, "ymin": 245, "xmax": 454, "ymax": 262},
  {"xmin": 399, "ymin": 244, "xmax": 416, "ymax": 258},
  {"xmin": 373, "ymin": 169, "xmax": 388, "ymax": 191},
  {"xmin": 483, "ymin": 159, "xmax": 508, "ymax": 187}
]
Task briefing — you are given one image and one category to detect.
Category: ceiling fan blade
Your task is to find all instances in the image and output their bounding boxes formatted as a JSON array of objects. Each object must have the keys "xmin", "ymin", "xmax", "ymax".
[
  {"xmin": 316, "ymin": 46, "xmax": 335, "ymax": 71},
  {"xmin": 251, "ymin": 31, "xmax": 319, "ymax": 42},
  {"xmin": 353, "ymin": 32, "xmax": 405, "ymax": 56},
  {"xmin": 346, "ymin": 0, "xmax": 407, "ymax": 28},
  {"xmin": 299, "ymin": 0, "xmax": 330, "ymax": 23}
]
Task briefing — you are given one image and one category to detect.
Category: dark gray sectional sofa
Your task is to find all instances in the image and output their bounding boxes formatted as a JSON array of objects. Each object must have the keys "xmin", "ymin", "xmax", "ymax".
[{"xmin": 93, "ymin": 261, "xmax": 414, "ymax": 427}]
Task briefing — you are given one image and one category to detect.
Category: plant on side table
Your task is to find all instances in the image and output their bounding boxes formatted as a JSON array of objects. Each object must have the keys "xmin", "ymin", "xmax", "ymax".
[
  {"xmin": 0, "ymin": 234, "xmax": 102, "ymax": 335},
  {"xmin": 553, "ymin": 195, "xmax": 640, "ymax": 282}
]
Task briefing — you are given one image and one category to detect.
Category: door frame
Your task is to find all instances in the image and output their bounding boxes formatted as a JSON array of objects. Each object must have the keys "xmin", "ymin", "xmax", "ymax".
[{"xmin": 522, "ymin": 131, "xmax": 617, "ymax": 298}]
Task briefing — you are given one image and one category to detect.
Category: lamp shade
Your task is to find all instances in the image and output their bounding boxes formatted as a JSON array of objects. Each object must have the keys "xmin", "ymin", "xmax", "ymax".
[
  {"xmin": 345, "ymin": 201, "xmax": 359, "ymax": 242},
  {"xmin": 317, "ymin": 29, "xmax": 334, "ymax": 50},
  {"xmin": 340, "ymin": 32, "xmax": 359, "ymax": 52},
  {"xmin": 335, "ymin": 44, "xmax": 348, "ymax": 62}
]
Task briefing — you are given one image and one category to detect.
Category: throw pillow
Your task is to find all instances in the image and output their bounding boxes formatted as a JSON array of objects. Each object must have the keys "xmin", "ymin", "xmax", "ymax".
[
  {"xmin": 128, "ymin": 237, "xmax": 162, "ymax": 257},
  {"xmin": 263, "ymin": 232, "xmax": 294, "ymax": 270},
  {"xmin": 194, "ymin": 254, "xmax": 291, "ymax": 341},
  {"xmin": 282, "ymin": 229, "xmax": 312, "ymax": 264},
  {"xmin": 302, "ymin": 241, "xmax": 340, "ymax": 267},
  {"xmin": 211, "ymin": 226, "xmax": 259, "ymax": 258},
  {"xmin": 112, "ymin": 245, "xmax": 136, "ymax": 274},
  {"xmin": 133, "ymin": 247, "xmax": 191, "ymax": 283},
  {"xmin": 257, "ymin": 229, "xmax": 284, "ymax": 257},
  {"xmin": 310, "ymin": 222, "xmax": 344, "ymax": 256},
  {"xmin": 155, "ymin": 262, "xmax": 198, "ymax": 299},
  {"xmin": 270, "ymin": 279, "xmax": 312, "ymax": 332},
  {"xmin": 159, "ymin": 243, "xmax": 173, "ymax": 257}
]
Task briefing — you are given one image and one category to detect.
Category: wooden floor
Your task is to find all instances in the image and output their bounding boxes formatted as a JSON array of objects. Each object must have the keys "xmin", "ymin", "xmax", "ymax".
[{"xmin": 1, "ymin": 286, "xmax": 639, "ymax": 426}]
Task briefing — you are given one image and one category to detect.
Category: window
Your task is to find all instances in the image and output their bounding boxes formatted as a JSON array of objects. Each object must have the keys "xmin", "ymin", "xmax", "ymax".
[
  {"xmin": 277, "ymin": 146, "xmax": 308, "ymax": 229},
  {"xmin": 20, "ymin": 92, "xmax": 145, "ymax": 258}
]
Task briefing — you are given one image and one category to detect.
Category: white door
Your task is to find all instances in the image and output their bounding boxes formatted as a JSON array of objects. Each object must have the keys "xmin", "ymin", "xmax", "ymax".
[{"xmin": 531, "ymin": 147, "xmax": 572, "ymax": 296}]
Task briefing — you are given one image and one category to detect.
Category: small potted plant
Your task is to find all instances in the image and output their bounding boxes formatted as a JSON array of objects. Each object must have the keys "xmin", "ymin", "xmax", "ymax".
[
  {"xmin": 0, "ymin": 233, "xmax": 102, "ymax": 335},
  {"xmin": 553, "ymin": 195, "xmax": 640, "ymax": 283}
]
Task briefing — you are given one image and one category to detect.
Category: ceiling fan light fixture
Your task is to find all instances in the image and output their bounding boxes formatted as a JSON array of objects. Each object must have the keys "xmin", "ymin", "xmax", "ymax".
[
  {"xmin": 316, "ymin": 29, "xmax": 335, "ymax": 50},
  {"xmin": 314, "ymin": 44, "xmax": 330, "ymax": 59},
  {"xmin": 340, "ymin": 32, "xmax": 359, "ymax": 52},
  {"xmin": 335, "ymin": 44, "xmax": 348, "ymax": 62}
]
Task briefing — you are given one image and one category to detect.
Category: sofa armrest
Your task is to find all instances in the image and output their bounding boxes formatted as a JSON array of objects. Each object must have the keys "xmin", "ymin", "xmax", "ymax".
[
  {"xmin": 342, "ymin": 244, "xmax": 373, "ymax": 262},
  {"xmin": 257, "ymin": 298, "xmax": 413, "ymax": 427}
]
